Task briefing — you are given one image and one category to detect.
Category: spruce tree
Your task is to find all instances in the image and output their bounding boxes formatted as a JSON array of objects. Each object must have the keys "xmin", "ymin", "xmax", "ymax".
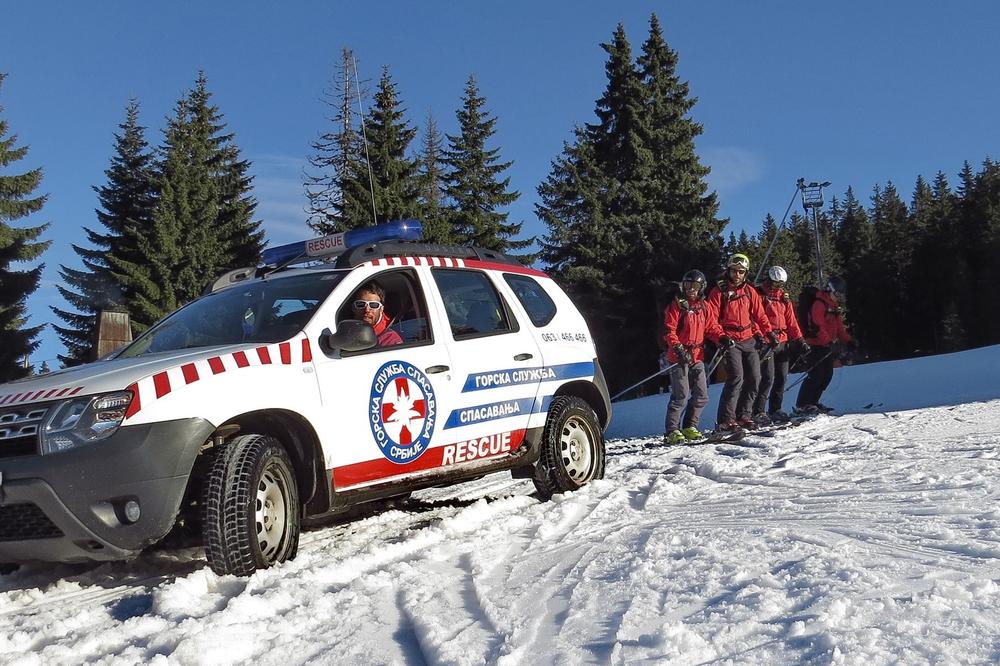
[
  {"xmin": 116, "ymin": 74, "xmax": 261, "ymax": 331},
  {"xmin": 443, "ymin": 74, "xmax": 526, "ymax": 252},
  {"xmin": 52, "ymin": 100, "xmax": 155, "ymax": 365},
  {"xmin": 188, "ymin": 74, "xmax": 263, "ymax": 268},
  {"xmin": 539, "ymin": 18, "xmax": 723, "ymax": 391},
  {"xmin": 305, "ymin": 48, "xmax": 362, "ymax": 235},
  {"xmin": 0, "ymin": 73, "xmax": 50, "ymax": 380},
  {"xmin": 867, "ymin": 182, "xmax": 912, "ymax": 357},
  {"xmin": 831, "ymin": 187, "xmax": 875, "ymax": 350},
  {"xmin": 339, "ymin": 66, "xmax": 421, "ymax": 229},
  {"xmin": 637, "ymin": 13, "xmax": 723, "ymax": 281},
  {"xmin": 416, "ymin": 111, "xmax": 452, "ymax": 244}
]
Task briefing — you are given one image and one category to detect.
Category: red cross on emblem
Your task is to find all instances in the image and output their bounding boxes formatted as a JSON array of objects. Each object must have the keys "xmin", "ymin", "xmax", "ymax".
[{"xmin": 380, "ymin": 377, "xmax": 427, "ymax": 445}]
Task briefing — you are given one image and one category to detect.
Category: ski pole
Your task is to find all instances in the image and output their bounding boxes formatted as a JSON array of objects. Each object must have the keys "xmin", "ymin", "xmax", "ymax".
[
  {"xmin": 704, "ymin": 346, "xmax": 725, "ymax": 378},
  {"xmin": 784, "ymin": 349, "xmax": 835, "ymax": 393},
  {"xmin": 611, "ymin": 362, "xmax": 679, "ymax": 402}
]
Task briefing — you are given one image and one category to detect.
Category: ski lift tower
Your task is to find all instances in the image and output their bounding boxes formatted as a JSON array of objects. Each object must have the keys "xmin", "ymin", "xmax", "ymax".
[{"xmin": 798, "ymin": 178, "xmax": 831, "ymax": 286}]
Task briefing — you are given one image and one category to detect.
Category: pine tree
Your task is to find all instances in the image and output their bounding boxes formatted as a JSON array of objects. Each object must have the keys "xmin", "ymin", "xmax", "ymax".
[
  {"xmin": 115, "ymin": 74, "xmax": 261, "ymax": 331},
  {"xmin": 830, "ymin": 188, "xmax": 875, "ymax": 350},
  {"xmin": 962, "ymin": 159, "xmax": 1000, "ymax": 344},
  {"xmin": 339, "ymin": 66, "xmax": 421, "ymax": 229},
  {"xmin": 443, "ymin": 74, "xmax": 526, "ymax": 252},
  {"xmin": 752, "ymin": 213, "xmax": 806, "ymax": 294},
  {"xmin": 0, "ymin": 73, "xmax": 50, "ymax": 380},
  {"xmin": 539, "ymin": 18, "xmax": 723, "ymax": 391},
  {"xmin": 416, "ymin": 111, "xmax": 452, "ymax": 243},
  {"xmin": 636, "ymin": 13, "xmax": 723, "ymax": 282},
  {"xmin": 305, "ymin": 48, "xmax": 362, "ymax": 235},
  {"xmin": 188, "ymin": 74, "xmax": 263, "ymax": 268},
  {"xmin": 867, "ymin": 181, "xmax": 912, "ymax": 357},
  {"xmin": 52, "ymin": 100, "xmax": 155, "ymax": 365}
]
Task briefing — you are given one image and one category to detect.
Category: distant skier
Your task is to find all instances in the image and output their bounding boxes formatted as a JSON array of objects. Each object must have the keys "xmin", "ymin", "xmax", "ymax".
[
  {"xmin": 661, "ymin": 270, "xmax": 722, "ymax": 445},
  {"xmin": 706, "ymin": 254, "xmax": 778, "ymax": 433},
  {"xmin": 752, "ymin": 266, "xmax": 809, "ymax": 424},
  {"xmin": 796, "ymin": 275, "xmax": 853, "ymax": 414}
]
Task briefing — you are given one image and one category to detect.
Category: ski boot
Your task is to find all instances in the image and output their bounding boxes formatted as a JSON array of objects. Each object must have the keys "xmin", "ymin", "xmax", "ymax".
[
  {"xmin": 664, "ymin": 430, "xmax": 687, "ymax": 446},
  {"xmin": 681, "ymin": 426, "xmax": 703, "ymax": 441},
  {"xmin": 768, "ymin": 409, "xmax": 791, "ymax": 423},
  {"xmin": 752, "ymin": 412, "xmax": 772, "ymax": 427}
]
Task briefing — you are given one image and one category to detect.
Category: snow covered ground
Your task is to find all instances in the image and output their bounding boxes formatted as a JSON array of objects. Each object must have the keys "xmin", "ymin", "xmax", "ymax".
[{"xmin": 2, "ymin": 346, "xmax": 1000, "ymax": 665}]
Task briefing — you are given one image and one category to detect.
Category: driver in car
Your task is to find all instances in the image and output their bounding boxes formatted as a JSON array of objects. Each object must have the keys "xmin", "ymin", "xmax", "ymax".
[{"xmin": 353, "ymin": 281, "xmax": 403, "ymax": 346}]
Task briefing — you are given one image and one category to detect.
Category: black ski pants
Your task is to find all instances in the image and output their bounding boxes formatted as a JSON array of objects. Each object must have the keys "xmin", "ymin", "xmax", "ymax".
[
  {"xmin": 754, "ymin": 341, "xmax": 791, "ymax": 415},
  {"xmin": 717, "ymin": 337, "xmax": 760, "ymax": 424},
  {"xmin": 665, "ymin": 361, "xmax": 709, "ymax": 433},
  {"xmin": 796, "ymin": 345, "xmax": 835, "ymax": 408}
]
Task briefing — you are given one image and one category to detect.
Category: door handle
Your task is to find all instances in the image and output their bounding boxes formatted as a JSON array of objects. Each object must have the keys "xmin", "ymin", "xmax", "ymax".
[
  {"xmin": 514, "ymin": 353, "xmax": 533, "ymax": 361},
  {"xmin": 425, "ymin": 364, "xmax": 450, "ymax": 374}
]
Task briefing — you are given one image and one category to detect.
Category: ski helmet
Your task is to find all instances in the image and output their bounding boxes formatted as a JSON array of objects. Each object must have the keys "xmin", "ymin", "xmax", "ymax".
[
  {"xmin": 728, "ymin": 253, "xmax": 750, "ymax": 271},
  {"xmin": 767, "ymin": 265, "xmax": 788, "ymax": 283},
  {"xmin": 681, "ymin": 269, "xmax": 706, "ymax": 294},
  {"xmin": 827, "ymin": 275, "xmax": 847, "ymax": 296}
]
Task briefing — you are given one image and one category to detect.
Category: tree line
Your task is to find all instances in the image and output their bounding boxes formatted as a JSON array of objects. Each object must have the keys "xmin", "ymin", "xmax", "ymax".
[
  {"xmin": 728, "ymin": 163, "xmax": 1000, "ymax": 363},
  {"xmin": 2, "ymin": 14, "xmax": 999, "ymax": 388}
]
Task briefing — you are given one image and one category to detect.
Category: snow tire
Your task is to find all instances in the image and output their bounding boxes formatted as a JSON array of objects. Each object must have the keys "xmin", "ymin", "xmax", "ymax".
[
  {"xmin": 202, "ymin": 434, "xmax": 300, "ymax": 576},
  {"xmin": 533, "ymin": 396, "xmax": 605, "ymax": 499}
]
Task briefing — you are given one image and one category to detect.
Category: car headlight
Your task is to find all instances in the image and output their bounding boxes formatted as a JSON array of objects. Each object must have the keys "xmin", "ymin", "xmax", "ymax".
[{"xmin": 40, "ymin": 391, "xmax": 133, "ymax": 455}]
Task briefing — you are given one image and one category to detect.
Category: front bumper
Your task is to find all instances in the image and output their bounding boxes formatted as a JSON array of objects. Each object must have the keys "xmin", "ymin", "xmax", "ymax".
[{"xmin": 0, "ymin": 418, "xmax": 214, "ymax": 563}]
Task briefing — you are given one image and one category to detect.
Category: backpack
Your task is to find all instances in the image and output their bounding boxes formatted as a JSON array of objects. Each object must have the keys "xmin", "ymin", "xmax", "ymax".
[{"xmin": 797, "ymin": 286, "xmax": 820, "ymax": 338}]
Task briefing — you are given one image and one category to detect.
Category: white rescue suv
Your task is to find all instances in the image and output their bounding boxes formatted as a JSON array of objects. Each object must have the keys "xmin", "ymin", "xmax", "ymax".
[{"xmin": 0, "ymin": 221, "xmax": 610, "ymax": 575}]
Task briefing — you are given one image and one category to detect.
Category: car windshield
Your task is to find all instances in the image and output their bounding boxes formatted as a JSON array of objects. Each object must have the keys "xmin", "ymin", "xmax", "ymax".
[{"xmin": 116, "ymin": 272, "xmax": 345, "ymax": 359}]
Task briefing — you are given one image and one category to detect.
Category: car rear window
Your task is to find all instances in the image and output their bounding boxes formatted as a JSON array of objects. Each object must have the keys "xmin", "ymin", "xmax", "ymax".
[
  {"xmin": 432, "ymin": 269, "xmax": 516, "ymax": 339},
  {"xmin": 503, "ymin": 274, "xmax": 557, "ymax": 327}
]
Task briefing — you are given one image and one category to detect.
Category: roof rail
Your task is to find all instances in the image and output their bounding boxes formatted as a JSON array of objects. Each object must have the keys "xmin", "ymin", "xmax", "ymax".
[{"xmin": 334, "ymin": 241, "xmax": 522, "ymax": 269}]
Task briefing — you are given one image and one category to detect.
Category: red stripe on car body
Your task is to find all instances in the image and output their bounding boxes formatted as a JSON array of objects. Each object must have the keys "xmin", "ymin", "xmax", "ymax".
[
  {"xmin": 463, "ymin": 259, "xmax": 549, "ymax": 277},
  {"xmin": 208, "ymin": 357, "xmax": 226, "ymax": 374},
  {"xmin": 257, "ymin": 347, "xmax": 272, "ymax": 364},
  {"xmin": 302, "ymin": 338, "xmax": 312, "ymax": 362},
  {"xmin": 280, "ymin": 342, "xmax": 291, "ymax": 364},
  {"xmin": 153, "ymin": 372, "xmax": 171, "ymax": 398},
  {"xmin": 331, "ymin": 430, "xmax": 526, "ymax": 489},
  {"xmin": 182, "ymin": 363, "xmax": 200, "ymax": 384},
  {"xmin": 125, "ymin": 383, "xmax": 141, "ymax": 418},
  {"xmin": 233, "ymin": 351, "xmax": 250, "ymax": 368}
]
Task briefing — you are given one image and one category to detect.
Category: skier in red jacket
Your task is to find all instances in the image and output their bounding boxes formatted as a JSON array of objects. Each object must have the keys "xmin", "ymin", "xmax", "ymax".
[
  {"xmin": 661, "ymin": 270, "xmax": 722, "ymax": 445},
  {"xmin": 796, "ymin": 275, "xmax": 852, "ymax": 414},
  {"xmin": 706, "ymin": 253, "xmax": 778, "ymax": 432},
  {"xmin": 752, "ymin": 266, "xmax": 809, "ymax": 424}
]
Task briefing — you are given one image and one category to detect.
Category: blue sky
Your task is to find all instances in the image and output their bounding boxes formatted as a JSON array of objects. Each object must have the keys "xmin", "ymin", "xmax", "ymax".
[{"xmin": 4, "ymin": 1, "xmax": 999, "ymax": 367}]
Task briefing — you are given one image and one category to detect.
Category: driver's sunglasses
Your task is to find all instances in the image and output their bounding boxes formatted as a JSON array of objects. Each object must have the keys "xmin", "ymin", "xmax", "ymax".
[{"xmin": 353, "ymin": 299, "xmax": 383, "ymax": 310}]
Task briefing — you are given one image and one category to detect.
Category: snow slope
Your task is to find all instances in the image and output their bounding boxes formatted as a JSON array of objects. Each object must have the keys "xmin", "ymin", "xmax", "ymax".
[{"xmin": 1, "ymin": 346, "xmax": 999, "ymax": 665}]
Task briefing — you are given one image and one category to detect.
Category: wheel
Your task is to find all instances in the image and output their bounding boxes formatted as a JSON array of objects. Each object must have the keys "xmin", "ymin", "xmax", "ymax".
[
  {"xmin": 533, "ymin": 396, "xmax": 605, "ymax": 499},
  {"xmin": 202, "ymin": 434, "xmax": 300, "ymax": 576}
]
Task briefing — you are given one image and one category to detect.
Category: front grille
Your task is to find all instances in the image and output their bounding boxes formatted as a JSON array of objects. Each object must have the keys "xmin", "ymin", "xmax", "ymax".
[
  {"xmin": 0, "ymin": 404, "xmax": 48, "ymax": 458},
  {"xmin": 0, "ymin": 503, "xmax": 64, "ymax": 541}
]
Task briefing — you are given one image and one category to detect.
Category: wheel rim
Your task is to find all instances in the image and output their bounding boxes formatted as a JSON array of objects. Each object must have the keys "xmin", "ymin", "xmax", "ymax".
[
  {"xmin": 255, "ymin": 460, "xmax": 289, "ymax": 562},
  {"xmin": 559, "ymin": 415, "xmax": 595, "ymax": 482}
]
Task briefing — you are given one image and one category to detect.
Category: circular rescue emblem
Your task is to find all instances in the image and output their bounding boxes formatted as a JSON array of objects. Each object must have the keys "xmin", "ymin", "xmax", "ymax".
[{"xmin": 369, "ymin": 360, "xmax": 437, "ymax": 464}]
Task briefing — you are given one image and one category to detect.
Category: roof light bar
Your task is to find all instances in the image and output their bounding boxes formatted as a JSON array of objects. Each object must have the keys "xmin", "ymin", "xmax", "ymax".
[{"xmin": 262, "ymin": 219, "xmax": 424, "ymax": 266}]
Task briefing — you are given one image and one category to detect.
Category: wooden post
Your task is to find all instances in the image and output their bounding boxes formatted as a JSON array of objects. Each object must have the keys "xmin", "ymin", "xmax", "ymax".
[{"xmin": 94, "ymin": 310, "xmax": 132, "ymax": 360}]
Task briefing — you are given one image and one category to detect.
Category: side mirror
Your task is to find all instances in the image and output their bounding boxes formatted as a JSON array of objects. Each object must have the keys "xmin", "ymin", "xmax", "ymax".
[{"xmin": 320, "ymin": 320, "xmax": 377, "ymax": 355}]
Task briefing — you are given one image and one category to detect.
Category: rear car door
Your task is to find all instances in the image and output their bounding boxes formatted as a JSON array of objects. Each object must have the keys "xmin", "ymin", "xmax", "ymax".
[{"xmin": 426, "ymin": 267, "xmax": 543, "ymax": 466}]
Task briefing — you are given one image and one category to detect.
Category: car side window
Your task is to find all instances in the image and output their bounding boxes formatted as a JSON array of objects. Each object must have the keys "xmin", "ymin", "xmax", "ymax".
[
  {"xmin": 335, "ymin": 269, "xmax": 433, "ymax": 350},
  {"xmin": 432, "ymin": 269, "xmax": 517, "ymax": 340},
  {"xmin": 503, "ymin": 274, "xmax": 557, "ymax": 327}
]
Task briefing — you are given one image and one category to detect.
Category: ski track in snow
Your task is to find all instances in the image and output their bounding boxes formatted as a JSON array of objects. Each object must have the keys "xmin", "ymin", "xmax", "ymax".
[{"xmin": 2, "ymin": 399, "xmax": 1000, "ymax": 664}]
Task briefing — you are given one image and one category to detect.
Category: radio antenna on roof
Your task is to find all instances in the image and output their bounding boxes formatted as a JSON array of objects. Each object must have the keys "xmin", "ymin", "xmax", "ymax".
[{"xmin": 351, "ymin": 54, "xmax": 379, "ymax": 227}]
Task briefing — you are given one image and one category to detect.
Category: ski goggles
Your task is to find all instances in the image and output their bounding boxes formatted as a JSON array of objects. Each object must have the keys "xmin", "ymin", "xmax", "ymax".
[{"xmin": 353, "ymin": 299, "xmax": 384, "ymax": 310}]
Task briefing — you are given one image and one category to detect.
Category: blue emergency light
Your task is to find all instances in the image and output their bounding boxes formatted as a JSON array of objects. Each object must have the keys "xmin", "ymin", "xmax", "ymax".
[{"xmin": 262, "ymin": 219, "xmax": 423, "ymax": 266}]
